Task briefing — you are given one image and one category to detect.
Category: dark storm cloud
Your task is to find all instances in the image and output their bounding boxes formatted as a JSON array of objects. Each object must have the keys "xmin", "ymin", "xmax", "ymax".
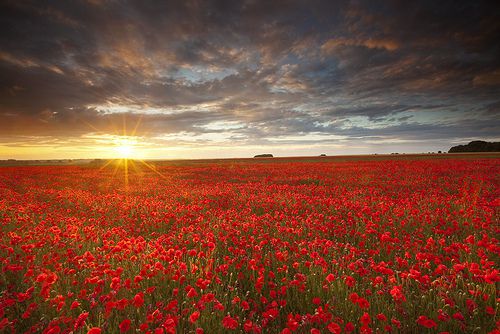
[{"xmin": 0, "ymin": 0, "xmax": 499, "ymax": 151}]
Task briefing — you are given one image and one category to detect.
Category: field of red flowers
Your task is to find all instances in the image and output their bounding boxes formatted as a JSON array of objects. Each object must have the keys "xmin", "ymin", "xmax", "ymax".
[{"xmin": 0, "ymin": 156, "xmax": 499, "ymax": 333}]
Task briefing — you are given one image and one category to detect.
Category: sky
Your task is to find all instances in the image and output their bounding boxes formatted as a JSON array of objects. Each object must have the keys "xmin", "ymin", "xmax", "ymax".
[{"xmin": 1, "ymin": 0, "xmax": 499, "ymax": 159}]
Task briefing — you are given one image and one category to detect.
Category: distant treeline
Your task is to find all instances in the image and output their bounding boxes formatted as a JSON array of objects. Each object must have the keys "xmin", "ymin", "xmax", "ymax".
[{"xmin": 449, "ymin": 141, "xmax": 500, "ymax": 153}]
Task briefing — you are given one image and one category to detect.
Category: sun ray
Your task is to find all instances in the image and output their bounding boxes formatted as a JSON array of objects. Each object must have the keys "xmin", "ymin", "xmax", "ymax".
[
  {"xmin": 78, "ymin": 112, "xmax": 165, "ymax": 193},
  {"xmin": 124, "ymin": 158, "xmax": 129, "ymax": 192},
  {"xmin": 98, "ymin": 158, "xmax": 115, "ymax": 171},
  {"xmin": 137, "ymin": 159, "xmax": 170, "ymax": 181},
  {"xmin": 131, "ymin": 114, "xmax": 143, "ymax": 137}
]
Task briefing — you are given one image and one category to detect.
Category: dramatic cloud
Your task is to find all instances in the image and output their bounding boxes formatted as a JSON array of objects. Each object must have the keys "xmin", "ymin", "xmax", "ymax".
[{"xmin": 1, "ymin": 0, "xmax": 499, "ymax": 158}]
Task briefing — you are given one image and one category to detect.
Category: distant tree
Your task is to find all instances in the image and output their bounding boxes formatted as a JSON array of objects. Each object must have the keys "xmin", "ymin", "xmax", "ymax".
[
  {"xmin": 449, "ymin": 141, "xmax": 500, "ymax": 153},
  {"xmin": 254, "ymin": 154, "xmax": 273, "ymax": 158}
]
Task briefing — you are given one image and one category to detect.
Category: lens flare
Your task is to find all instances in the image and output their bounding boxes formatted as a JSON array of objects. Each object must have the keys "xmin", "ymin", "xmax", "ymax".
[
  {"xmin": 113, "ymin": 137, "xmax": 136, "ymax": 159},
  {"xmin": 116, "ymin": 144, "xmax": 134, "ymax": 158}
]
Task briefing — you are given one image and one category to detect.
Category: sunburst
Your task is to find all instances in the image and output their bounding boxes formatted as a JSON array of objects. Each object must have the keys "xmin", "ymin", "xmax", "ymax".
[
  {"xmin": 114, "ymin": 138, "xmax": 136, "ymax": 159},
  {"xmin": 78, "ymin": 113, "xmax": 171, "ymax": 192}
]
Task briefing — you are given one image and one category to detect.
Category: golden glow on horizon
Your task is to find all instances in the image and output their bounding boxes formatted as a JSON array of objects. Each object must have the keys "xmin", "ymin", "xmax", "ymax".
[
  {"xmin": 116, "ymin": 144, "xmax": 133, "ymax": 158},
  {"xmin": 95, "ymin": 116, "xmax": 174, "ymax": 192},
  {"xmin": 113, "ymin": 138, "xmax": 137, "ymax": 159},
  {"xmin": 106, "ymin": 114, "xmax": 141, "ymax": 159}
]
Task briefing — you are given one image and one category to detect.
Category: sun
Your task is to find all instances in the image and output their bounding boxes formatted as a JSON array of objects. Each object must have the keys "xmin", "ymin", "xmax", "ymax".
[
  {"xmin": 113, "ymin": 137, "xmax": 137, "ymax": 159},
  {"xmin": 116, "ymin": 144, "xmax": 134, "ymax": 158}
]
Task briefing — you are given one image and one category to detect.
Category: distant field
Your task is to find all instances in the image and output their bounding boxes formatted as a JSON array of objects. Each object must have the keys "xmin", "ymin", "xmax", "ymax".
[
  {"xmin": 0, "ymin": 156, "xmax": 499, "ymax": 333},
  {"xmin": 2, "ymin": 152, "xmax": 499, "ymax": 167},
  {"xmin": 152, "ymin": 152, "xmax": 500, "ymax": 165}
]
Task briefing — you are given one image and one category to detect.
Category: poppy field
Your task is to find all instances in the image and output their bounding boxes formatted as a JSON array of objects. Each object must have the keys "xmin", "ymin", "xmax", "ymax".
[{"xmin": 0, "ymin": 156, "xmax": 499, "ymax": 333}]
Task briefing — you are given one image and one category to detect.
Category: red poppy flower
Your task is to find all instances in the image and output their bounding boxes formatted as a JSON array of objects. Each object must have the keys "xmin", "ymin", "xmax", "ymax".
[
  {"xmin": 417, "ymin": 316, "xmax": 437, "ymax": 328},
  {"xmin": 327, "ymin": 322, "xmax": 341, "ymax": 333},
  {"xmin": 190, "ymin": 311, "xmax": 200, "ymax": 323},
  {"xmin": 360, "ymin": 313, "xmax": 371, "ymax": 326},
  {"xmin": 326, "ymin": 273, "xmax": 335, "ymax": 283},
  {"xmin": 187, "ymin": 287, "xmax": 198, "ymax": 298},
  {"xmin": 222, "ymin": 315, "xmax": 239, "ymax": 329},
  {"xmin": 119, "ymin": 319, "xmax": 131, "ymax": 332},
  {"xmin": 133, "ymin": 292, "xmax": 144, "ymax": 308}
]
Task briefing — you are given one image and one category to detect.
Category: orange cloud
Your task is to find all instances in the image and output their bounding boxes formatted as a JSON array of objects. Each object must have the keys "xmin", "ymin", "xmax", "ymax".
[
  {"xmin": 473, "ymin": 70, "xmax": 500, "ymax": 86},
  {"xmin": 321, "ymin": 37, "xmax": 399, "ymax": 53},
  {"xmin": 0, "ymin": 51, "xmax": 64, "ymax": 74}
]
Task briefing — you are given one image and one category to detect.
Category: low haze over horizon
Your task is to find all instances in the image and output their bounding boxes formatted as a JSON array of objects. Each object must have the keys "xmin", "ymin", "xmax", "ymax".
[{"xmin": 1, "ymin": 0, "xmax": 499, "ymax": 159}]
